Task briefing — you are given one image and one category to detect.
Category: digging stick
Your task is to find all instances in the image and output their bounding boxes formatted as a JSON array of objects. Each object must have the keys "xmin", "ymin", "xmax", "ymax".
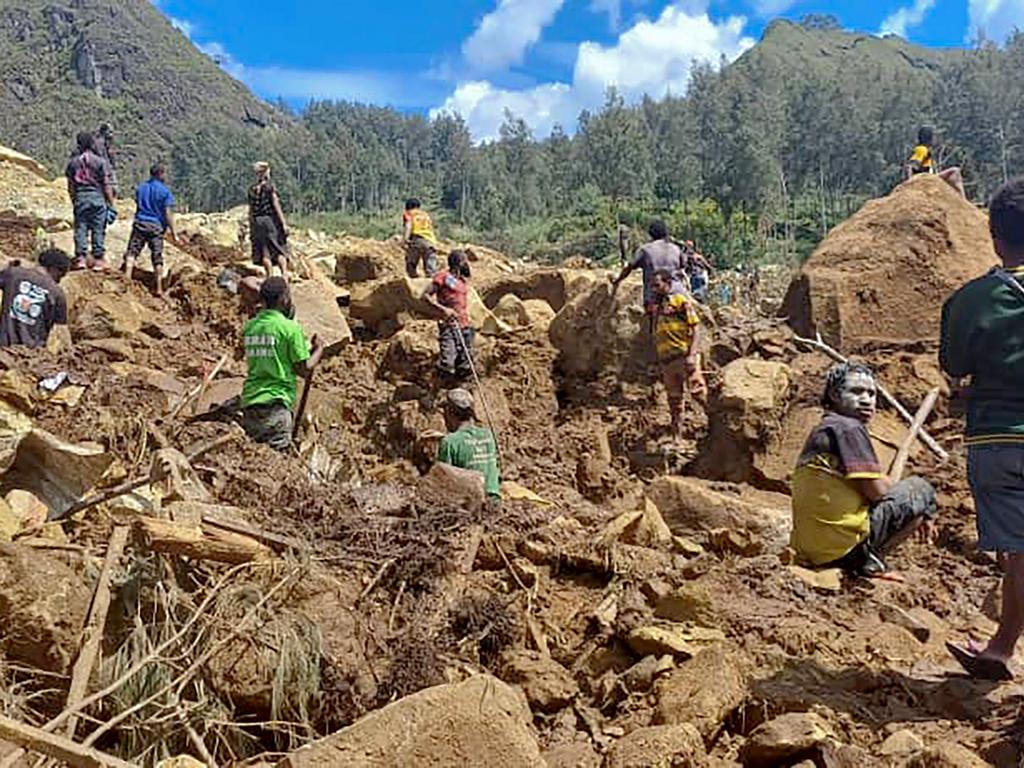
[
  {"xmin": 169, "ymin": 352, "xmax": 229, "ymax": 420},
  {"xmin": 453, "ymin": 324, "xmax": 503, "ymax": 462},
  {"xmin": 292, "ymin": 368, "xmax": 315, "ymax": 441},
  {"xmin": 890, "ymin": 388, "xmax": 940, "ymax": 482},
  {"xmin": 793, "ymin": 333, "xmax": 949, "ymax": 461}
]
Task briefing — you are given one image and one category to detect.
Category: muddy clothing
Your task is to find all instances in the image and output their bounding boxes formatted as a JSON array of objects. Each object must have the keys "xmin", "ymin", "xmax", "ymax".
[
  {"xmin": 406, "ymin": 237, "xmax": 438, "ymax": 278},
  {"xmin": 654, "ymin": 292, "xmax": 700, "ymax": 362},
  {"xmin": 439, "ymin": 324, "xmax": 474, "ymax": 378},
  {"xmin": 433, "ymin": 271, "xmax": 470, "ymax": 328},
  {"xmin": 0, "ymin": 265, "xmax": 67, "ymax": 348},
  {"xmin": 241, "ymin": 309, "xmax": 310, "ymax": 409},
  {"xmin": 125, "ymin": 221, "xmax": 166, "ymax": 269},
  {"xmin": 439, "ymin": 424, "xmax": 500, "ymax": 497},
  {"xmin": 242, "ymin": 401, "xmax": 293, "ymax": 452},
  {"xmin": 909, "ymin": 144, "xmax": 933, "ymax": 174},
  {"xmin": 790, "ymin": 412, "xmax": 886, "ymax": 565},
  {"xmin": 633, "ymin": 240, "xmax": 688, "ymax": 307}
]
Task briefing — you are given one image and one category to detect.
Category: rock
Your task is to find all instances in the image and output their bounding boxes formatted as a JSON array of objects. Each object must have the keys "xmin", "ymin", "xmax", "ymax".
[
  {"xmin": 719, "ymin": 359, "xmax": 792, "ymax": 428},
  {"xmin": 481, "ymin": 268, "xmax": 598, "ymax": 312},
  {"xmin": 647, "ymin": 477, "xmax": 791, "ymax": 554},
  {"xmin": 0, "ymin": 543, "xmax": 91, "ymax": 673},
  {"xmin": 418, "ymin": 463, "xmax": 486, "ymax": 513},
  {"xmin": 109, "ymin": 362, "xmax": 188, "ymax": 398},
  {"xmin": 0, "ymin": 369, "xmax": 36, "ymax": 413},
  {"xmin": 601, "ymin": 498, "xmax": 672, "ymax": 549},
  {"xmin": 879, "ymin": 730, "xmax": 924, "ymax": 758},
  {"xmin": 0, "ymin": 498, "xmax": 19, "ymax": 541},
  {"xmin": 291, "ymin": 279, "xmax": 353, "ymax": 353},
  {"xmin": 0, "ymin": 144, "xmax": 51, "ymax": 180},
  {"xmin": 788, "ymin": 565, "xmax": 843, "ymax": 593},
  {"xmin": 69, "ymin": 284, "xmax": 156, "ymax": 340},
  {"xmin": 542, "ymin": 742, "xmax": 601, "ymax": 768},
  {"xmin": 4, "ymin": 489, "xmax": 47, "ymax": 529},
  {"xmin": 350, "ymin": 276, "xmax": 504, "ymax": 337},
  {"xmin": 604, "ymin": 724, "xmax": 707, "ymax": 768},
  {"xmin": 379, "ymin": 321, "xmax": 437, "ymax": 383},
  {"xmin": 5, "ymin": 428, "xmax": 112, "ymax": 518},
  {"xmin": 80, "ymin": 337, "xmax": 135, "ymax": 361},
  {"xmin": 0, "ymin": 401, "xmax": 32, "ymax": 472},
  {"xmin": 501, "ymin": 650, "xmax": 580, "ymax": 713},
  {"xmin": 654, "ymin": 583, "xmax": 718, "ymax": 626},
  {"xmin": 739, "ymin": 712, "xmax": 834, "ymax": 768},
  {"xmin": 626, "ymin": 625, "xmax": 725, "ymax": 658},
  {"xmin": 276, "ymin": 675, "xmax": 544, "ymax": 767},
  {"xmin": 654, "ymin": 642, "xmax": 750, "ymax": 739},
  {"xmin": 904, "ymin": 743, "xmax": 988, "ymax": 768},
  {"xmin": 493, "ymin": 294, "xmax": 556, "ymax": 330}
]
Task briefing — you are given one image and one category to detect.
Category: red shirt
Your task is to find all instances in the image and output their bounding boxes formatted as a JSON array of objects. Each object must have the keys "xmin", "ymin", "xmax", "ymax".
[{"xmin": 433, "ymin": 271, "xmax": 470, "ymax": 328}]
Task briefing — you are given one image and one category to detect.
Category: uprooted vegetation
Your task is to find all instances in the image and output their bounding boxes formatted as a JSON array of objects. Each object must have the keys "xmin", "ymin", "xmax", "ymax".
[{"xmin": 0, "ymin": 156, "xmax": 1013, "ymax": 768}]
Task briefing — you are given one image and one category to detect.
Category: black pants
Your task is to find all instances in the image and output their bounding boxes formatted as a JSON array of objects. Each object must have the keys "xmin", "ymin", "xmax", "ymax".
[{"xmin": 439, "ymin": 324, "xmax": 474, "ymax": 378}]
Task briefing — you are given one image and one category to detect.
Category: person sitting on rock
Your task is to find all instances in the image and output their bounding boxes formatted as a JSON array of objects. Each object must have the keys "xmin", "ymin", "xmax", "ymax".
[
  {"xmin": 611, "ymin": 219, "xmax": 689, "ymax": 333},
  {"xmin": 123, "ymin": 163, "xmax": 178, "ymax": 297},
  {"xmin": 248, "ymin": 161, "xmax": 290, "ymax": 279},
  {"xmin": 652, "ymin": 270, "xmax": 706, "ymax": 438},
  {"xmin": 790, "ymin": 362, "xmax": 937, "ymax": 578},
  {"xmin": 422, "ymin": 250, "xmax": 473, "ymax": 381},
  {"xmin": 907, "ymin": 125, "xmax": 966, "ymax": 199},
  {"xmin": 0, "ymin": 248, "xmax": 70, "ymax": 348},
  {"xmin": 402, "ymin": 198, "xmax": 439, "ymax": 278},
  {"xmin": 241, "ymin": 277, "xmax": 323, "ymax": 451},
  {"xmin": 438, "ymin": 388, "xmax": 500, "ymax": 504},
  {"xmin": 65, "ymin": 132, "xmax": 114, "ymax": 272}
]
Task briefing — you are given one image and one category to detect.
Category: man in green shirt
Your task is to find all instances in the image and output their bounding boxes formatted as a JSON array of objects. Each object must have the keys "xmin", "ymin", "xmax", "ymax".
[
  {"xmin": 941, "ymin": 176, "xmax": 1024, "ymax": 681},
  {"xmin": 241, "ymin": 277, "xmax": 324, "ymax": 451},
  {"xmin": 438, "ymin": 388, "xmax": 501, "ymax": 501}
]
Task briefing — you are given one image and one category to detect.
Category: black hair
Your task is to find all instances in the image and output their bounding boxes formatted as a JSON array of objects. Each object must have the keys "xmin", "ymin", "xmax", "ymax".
[
  {"xmin": 917, "ymin": 125, "xmax": 934, "ymax": 146},
  {"xmin": 38, "ymin": 248, "xmax": 71, "ymax": 275},
  {"xmin": 649, "ymin": 219, "xmax": 669, "ymax": 240},
  {"xmin": 150, "ymin": 163, "xmax": 166, "ymax": 178},
  {"xmin": 405, "ymin": 198, "xmax": 421, "ymax": 211},
  {"xmin": 448, "ymin": 249, "xmax": 468, "ymax": 271},
  {"xmin": 76, "ymin": 132, "xmax": 95, "ymax": 153},
  {"xmin": 990, "ymin": 177, "xmax": 1024, "ymax": 252},
  {"xmin": 653, "ymin": 269, "xmax": 674, "ymax": 283},
  {"xmin": 259, "ymin": 276, "xmax": 289, "ymax": 309},
  {"xmin": 821, "ymin": 361, "xmax": 875, "ymax": 410}
]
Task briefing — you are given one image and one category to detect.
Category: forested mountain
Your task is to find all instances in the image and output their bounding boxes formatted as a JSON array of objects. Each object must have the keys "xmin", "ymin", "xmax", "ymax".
[{"xmin": 0, "ymin": 4, "xmax": 1021, "ymax": 263}]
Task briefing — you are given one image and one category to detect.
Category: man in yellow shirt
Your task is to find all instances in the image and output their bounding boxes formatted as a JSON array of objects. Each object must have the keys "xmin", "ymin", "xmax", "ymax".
[
  {"xmin": 652, "ymin": 270, "xmax": 706, "ymax": 438},
  {"xmin": 907, "ymin": 125, "xmax": 966, "ymax": 198},
  {"xmin": 790, "ymin": 362, "xmax": 937, "ymax": 577},
  {"xmin": 402, "ymin": 198, "xmax": 439, "ymax": 278}
]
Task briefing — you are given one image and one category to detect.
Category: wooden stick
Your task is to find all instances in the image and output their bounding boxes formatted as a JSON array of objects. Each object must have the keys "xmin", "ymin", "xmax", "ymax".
[
  {"xmin": 200, "ymin": 513, "xmax": 303, "ymax": 553},
  {"xmin": 793, "ymin": 333, "xmax": 949, "ymax": 461},
  {"xmin": 292, "ymin": 368, "xmax": 315, "ymax": 441},
  {"xmin": 65, "ymin": 526, "xmax": 129, "ymax": 739},
  {"xmin": 169, "ymin": 352, "xmax": 229, "ymax": 420},
  {"xmin": 0, "ymin": 716, "xmax": 134, "ymax": 768},
  {"xmin": 890, "ymin": 388, "xmax": 940, "ymax": 482}
]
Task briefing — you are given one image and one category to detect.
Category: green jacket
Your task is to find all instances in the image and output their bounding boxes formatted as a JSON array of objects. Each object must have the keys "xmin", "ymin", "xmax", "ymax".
[{"xmin": 940, "ymin": 266, "xmax": 1024, "ymax": 444}]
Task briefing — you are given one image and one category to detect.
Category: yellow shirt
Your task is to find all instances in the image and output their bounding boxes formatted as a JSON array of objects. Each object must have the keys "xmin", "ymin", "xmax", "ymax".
[
  {"xmin": 404, "ymin": 209, "xmax": 437, "ymax": 245},
  {"xmin": 909, "ymin": 144, "xmax": 933, "ymax": 172},
  {"xmin": 654, "ymin": 293, "xmax": 700, "ymax": 361}
]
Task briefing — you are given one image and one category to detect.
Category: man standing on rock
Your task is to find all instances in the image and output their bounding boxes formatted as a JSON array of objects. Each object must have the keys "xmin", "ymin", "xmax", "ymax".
[
  {"xmin": 652, "ymin": 270, "xmax": 706, "ymax": 437},
  {"xmin": 402, "ymin": 198, "xmax": 439, "ymax": 278},
  {"xmin": 611, "ymin": 220, "xmax": 689, "ymax": 332},
  {"xmin": 439, "ymin": 388, "xmax": 501, "ymax": 504},
  {"xmin": 65, "ymin": 132, "xmax": 114, "ymax": 271},
  {"xmin": 0, "ymin": 249, "xmax": 70, "ymax": 348},
  {"xmin": 241, "ymin": 277, "xmax": 324, "ymax": 451},
  {"xmin": 790, "ymin": 362, "xmax": 937, "ymax": 578},
  {"xmin": 123, "ymin": 163, "xmax": 178, "ymax": 296},
  {"xmin": 941, "ymin": 177, "xmax": 1024, "ymax": 680},
  {"xmin": 422, "ymin": 250, "xmax": 473, "ymax": 381}
]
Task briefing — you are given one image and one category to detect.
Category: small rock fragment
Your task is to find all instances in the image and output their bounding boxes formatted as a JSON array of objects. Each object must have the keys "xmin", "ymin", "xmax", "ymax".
[{"xmin": 739, "ymin": 712, "xmax": 834, "ymax": 768}]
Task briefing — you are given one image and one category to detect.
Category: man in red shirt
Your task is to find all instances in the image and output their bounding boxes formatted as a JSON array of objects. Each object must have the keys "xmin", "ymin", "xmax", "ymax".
[{"xmin": 422, "ymin": 250, "xmax": 473, "ymax": 380}]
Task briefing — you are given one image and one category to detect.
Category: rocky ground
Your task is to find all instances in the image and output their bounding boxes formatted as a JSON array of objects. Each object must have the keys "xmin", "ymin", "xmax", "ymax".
[{"xmin": 0, "ymin": 153, "xmax": 1015, "ymax": 768}]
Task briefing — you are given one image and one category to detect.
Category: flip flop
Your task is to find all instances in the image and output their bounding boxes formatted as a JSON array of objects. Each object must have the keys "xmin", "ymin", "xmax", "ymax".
[{"xmin": 946, "ymin": 641, "xmax": 1013, "ymax": 681}]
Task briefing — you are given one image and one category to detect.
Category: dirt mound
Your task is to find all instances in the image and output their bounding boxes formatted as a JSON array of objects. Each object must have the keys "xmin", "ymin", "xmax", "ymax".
[{"xmin": 782, "ymin": 175, "xmax": 997, "ymax": 352}]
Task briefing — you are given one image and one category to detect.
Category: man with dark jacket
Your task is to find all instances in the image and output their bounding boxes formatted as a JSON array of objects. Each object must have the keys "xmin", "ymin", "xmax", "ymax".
[{"xmin": 65, "ymin": 132, "xmax": 114, "ymax": 271}]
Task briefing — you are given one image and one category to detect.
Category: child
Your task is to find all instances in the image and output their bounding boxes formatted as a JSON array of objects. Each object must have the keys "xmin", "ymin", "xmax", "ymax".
[{"xmin": 652, "ymin": 269, "xmax": 706, "ymax": 437}]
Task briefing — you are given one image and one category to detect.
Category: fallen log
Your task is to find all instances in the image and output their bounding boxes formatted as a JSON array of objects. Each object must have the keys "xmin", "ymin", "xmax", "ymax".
[
  {"xmin": 0, "ymin": 715, "xmax": 135, "ymax": 768},
  {"xmin": 134, "ymin": 517, "xmax": 274, "ymax": 565}
]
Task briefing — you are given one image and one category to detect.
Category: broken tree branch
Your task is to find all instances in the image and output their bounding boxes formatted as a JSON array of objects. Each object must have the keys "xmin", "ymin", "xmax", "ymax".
[
  {"xmin": 793, "ymin": 332, "xmax": 949, "ymax": 461},
  {"xmin": 890, "ymin": 388, "xmax": 940, "ymax": 482},
  {"xmin": 169, "ymin": 352, "xmax": 229, "ymax": 420},
  {"xmin": 134, "ymin": 517, "xmax": 274, "ymax": 565},
  {"xmin": 0, "ymin": 716, "xmax": 134, "ymax": 768}
]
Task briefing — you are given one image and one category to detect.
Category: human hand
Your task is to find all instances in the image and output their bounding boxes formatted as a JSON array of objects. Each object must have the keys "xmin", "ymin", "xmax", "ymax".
[{"xmin": 311, "ymin": 334, "xmax": 324, "ymax": 354}]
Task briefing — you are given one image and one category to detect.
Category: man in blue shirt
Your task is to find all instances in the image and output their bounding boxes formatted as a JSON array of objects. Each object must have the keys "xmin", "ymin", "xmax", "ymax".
[{"xmin": 123, "ymin": 163, "xmax": 178, "ymax": 296}]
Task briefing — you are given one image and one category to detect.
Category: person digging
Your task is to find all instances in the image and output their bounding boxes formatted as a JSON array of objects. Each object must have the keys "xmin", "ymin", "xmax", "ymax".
[
  {"xmin": 240, "ymin": 277, "xmax": 324, "ymax": 451},
  {"xmin": 438, "ymin": 388, "xmax": 501, "ymax": 506},
  {"xmin": 422, "ymin": 250, "xmax": 474, "ymax": 382},
  {"xmin": 790, "ymin": 362, "xmax": 938, "ymax": 579},
  {"xmin": 941, "ymin": 176, "xmax": 1024, "ymax": 681},
  {"xmin": 651, "ymin": 270, "xmax": 706, "ymax": 439}
]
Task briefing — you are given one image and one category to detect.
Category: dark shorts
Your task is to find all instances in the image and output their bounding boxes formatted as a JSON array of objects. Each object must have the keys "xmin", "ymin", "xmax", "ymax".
[
  {"xmin": 251, "ymin": 215, "xmax": 288, "ymax": 265},
  {"xmin": 968, "ymin": 444, "xmax": 1024, "ymax": 552},
  {"xmin": 126, "ymin": 221, "xmax": 165, "ymax": 269},
  {"xmin": 405, "ymin": 237, "xmax": 437, "ymax": 278},
  {"xmin": 242, "ymin": 401, "xmax": 293, "ymax": 451}
]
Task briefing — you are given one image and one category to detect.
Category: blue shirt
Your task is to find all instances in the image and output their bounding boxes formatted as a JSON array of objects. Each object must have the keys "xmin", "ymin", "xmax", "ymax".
[{"xmin": 134, "ymin": 178, "xmax": 175, "ymax": 229}]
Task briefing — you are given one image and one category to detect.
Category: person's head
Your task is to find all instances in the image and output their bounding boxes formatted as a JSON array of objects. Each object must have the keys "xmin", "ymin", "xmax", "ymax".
[
  {"xmin": 653, "ymin": 269, "xmax": 675, "ymax": 298},
  {"xmin": 76, "ymin": 132, "xmax": 95, "ymax": 154},
  {"xmin": 448, "ymin": 249, "xmax": 470, "ymax": 278},
  {"xmin": 444, "ymin": 388, "xmax": 475, "ymax": 431},
  {"xmin": 648, "ymin": 219, "xmax": 669, "ymax": 241},
  {"xmin": 98, "ymin": 122, "xmax": 113, "ymax": 138},
  {"xmin": 684, "ymin": 240, "xmax": 695, "ymax": 252},
  {"xmin": 917, "ymin": 125, "xmax": 934, "ymax": 147},
  {"xmin": 259, "ymin": 276, "xmax": 293, "ymax": 317},
  {"xmin": 405, "ymin": 198, "xmax": 421, "ymax": 212},
  {"xmin": 989, "ymin": 177, "xmax": 1024, "ymax": 264},
  {"xmin": 38, "ymin": 248, "xmax": 71, "ymax": 283},
  {"xmin": 253, "ymin": 161, "xmax": 270, "ymax": 181},
  {"xmin": 150, "ymin": 163, "xmax": 166, "ymax": 181},
  {"xmin": 822, "ymin": 361, "xmax": 877, "ymax": 422}
]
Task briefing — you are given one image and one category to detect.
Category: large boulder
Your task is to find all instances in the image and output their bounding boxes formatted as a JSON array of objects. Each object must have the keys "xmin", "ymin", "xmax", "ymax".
[
  {"xmin": 782, "ymin": 175, "xmax": 997, "ymax": 353},
  {"xmin": 481, "ymin": 268, "xmax": 598, "ymax": 312},
  {"xmin": 350, "ymin": 276, "xmax": 506, "ymax": 337},
  {"xmin": 291, "ymin": 278, "xmax": 353, "ymax": 353},
  {"xmin": 65, "ymin": 275, "xmax": 158, "ymax": 341},
  {"xmin": 277, "ymin": 675, "xmax": 544, "ymax": 768},
  {"xmin": 604, "ymin": 724, "xmax": 707, "ymax": 768},
  {"xmin": 493, "ymin": 294, "xmax": 557, "ymax": 331},
  {"xmin": 654, "ymin": 642, "xmax": 750, "ymax": 739},
  {"xmin": 418, "ymin": 463, "xmax": 487, "ymax": 513}
]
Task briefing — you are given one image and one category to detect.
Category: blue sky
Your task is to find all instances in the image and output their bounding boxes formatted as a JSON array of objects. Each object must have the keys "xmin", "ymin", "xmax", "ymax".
[{"xmin": 155, "ymin": 0, "xmax": 1022, "ymax": 139}]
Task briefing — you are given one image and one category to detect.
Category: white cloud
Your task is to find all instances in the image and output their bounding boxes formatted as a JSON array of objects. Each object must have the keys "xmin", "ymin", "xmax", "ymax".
[
  {"xmin": 751, "ymin": 0, "xmax": 798, "ymax": 16},
  {"xmin": 462, "ymin": 0, "xmax": 566, "ymax": 73},
  {"xmin": 879, "ymin": 0, "xmax": 937, "ymax": 37},
  {"xmin": 968, "ymin": 0, "xmax": 1024, "ymax": 42},
  {"xmin": 169, "ymin": 16, "xmax": 194, "ymax": 37},
  {"xmin": 590, "ymin": 0, "xmax": 625, "ymax": 30},
  {"xmin": 435, "ymin": 1, "xmax": 754, "ymax": 140}
]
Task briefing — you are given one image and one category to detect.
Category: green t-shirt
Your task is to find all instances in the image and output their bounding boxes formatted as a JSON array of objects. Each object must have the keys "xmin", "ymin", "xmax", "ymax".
[
  {"xmin": 438, "ymin": 425, "xmax": 501, "ymax": 498},
  {"xmin": 241, "ymin": 309, "xmax": 310, "ymax": 409}
]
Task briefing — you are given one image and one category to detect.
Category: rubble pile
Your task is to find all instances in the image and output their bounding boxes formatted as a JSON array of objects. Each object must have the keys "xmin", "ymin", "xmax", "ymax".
[{"xmin": 0, "ymin": 146, "xmax": 1012, "ymax": 768}]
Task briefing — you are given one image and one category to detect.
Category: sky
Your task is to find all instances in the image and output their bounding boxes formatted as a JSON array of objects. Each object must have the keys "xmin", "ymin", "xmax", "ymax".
[{"xmin": 154, "ymin": 0, "xmax": 1023, "ymax": 140}]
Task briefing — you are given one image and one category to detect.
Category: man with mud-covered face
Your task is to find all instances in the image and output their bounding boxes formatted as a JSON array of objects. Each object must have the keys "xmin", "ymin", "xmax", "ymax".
[{"xmin": 790, "ymin": 362, "xmax": 937, "ymax": 578}]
